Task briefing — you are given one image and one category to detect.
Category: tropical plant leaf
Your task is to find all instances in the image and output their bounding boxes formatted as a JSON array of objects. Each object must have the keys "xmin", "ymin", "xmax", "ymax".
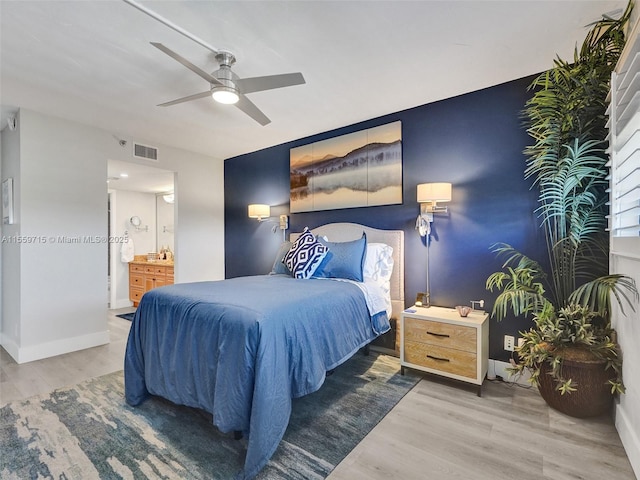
[{"xmin": 569, "ymin": 275, "xmax": 639, "ymax": 317}]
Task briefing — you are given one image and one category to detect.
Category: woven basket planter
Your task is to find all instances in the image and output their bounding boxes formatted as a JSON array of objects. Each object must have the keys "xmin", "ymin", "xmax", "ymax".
[{"xmin": 537, "ymin": 358, "xmax": 615, "ymax": 418}]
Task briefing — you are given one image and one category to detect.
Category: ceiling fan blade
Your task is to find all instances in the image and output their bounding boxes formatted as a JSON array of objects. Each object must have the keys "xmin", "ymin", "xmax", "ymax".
[
  {"xmin": 235, "ymin": 94, "xmax": 271, "ymax": 126},
  {"xmin": 158, "ymin": 91, "xmax": 211, "ymax": 107},
  {"xmin": 236, "ymin": 72, "xmax": 305, "ymax": 94},
  {"xmin": 151, "ymin": 42, "xmax": 222, "ymax": 86}
]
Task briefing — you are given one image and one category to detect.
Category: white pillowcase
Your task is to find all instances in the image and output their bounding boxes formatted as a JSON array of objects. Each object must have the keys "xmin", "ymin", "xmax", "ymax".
[{"xmin": 363, "ymin": 243, "xmax": 394, "ymax": 314}]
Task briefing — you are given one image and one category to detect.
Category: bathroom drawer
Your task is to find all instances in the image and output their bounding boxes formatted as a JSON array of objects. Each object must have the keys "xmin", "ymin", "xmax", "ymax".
[
  {"xmin": 144, "ymin": 265, "xmax": 167, "ymax": 275},
  {"xmin": 130, "ymin": 264, "xmax": 145, "ymax": 274}
]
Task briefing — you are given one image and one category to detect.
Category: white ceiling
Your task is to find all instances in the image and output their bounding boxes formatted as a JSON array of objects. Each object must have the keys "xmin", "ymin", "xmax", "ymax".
[
  {"xmin": 0, "ymin": 0, "xmax": 626, "ymax": 163},
  {"xmin": 107, "ymin": 159, "xmax": 174, "ymax": 193}
]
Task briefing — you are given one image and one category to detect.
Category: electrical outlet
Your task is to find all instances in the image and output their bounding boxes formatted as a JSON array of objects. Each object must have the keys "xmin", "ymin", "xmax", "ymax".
[{"xmin": 504, "ymin": 335, "xmax": 515, "ymax": 352}]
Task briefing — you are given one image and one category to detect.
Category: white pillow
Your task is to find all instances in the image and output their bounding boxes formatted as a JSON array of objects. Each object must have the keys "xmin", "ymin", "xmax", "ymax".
[{"xmin": 363, "ymin": 243, "xmax": 394, "ymax": 310}]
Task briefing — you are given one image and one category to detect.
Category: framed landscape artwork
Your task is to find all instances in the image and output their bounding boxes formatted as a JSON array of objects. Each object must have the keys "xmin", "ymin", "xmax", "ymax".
[{"xmin": 290, "ymin": 121, "xmax": 402, "ymax": 213}]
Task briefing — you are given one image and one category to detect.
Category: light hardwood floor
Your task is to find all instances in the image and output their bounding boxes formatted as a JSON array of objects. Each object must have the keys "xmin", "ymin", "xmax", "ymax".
[
  {"xmin": 1, "ymin": 310, "xmax": 636, "ymax": 479},
  {"xmin": 0, "ymin": 308, "xmax": 133, "ymax": 404}
]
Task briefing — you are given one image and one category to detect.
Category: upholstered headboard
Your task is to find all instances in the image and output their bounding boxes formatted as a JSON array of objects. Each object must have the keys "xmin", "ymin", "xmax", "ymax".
[{"xmin": 290, "ymin": 223, "xmax": 405, "ymax": 320}]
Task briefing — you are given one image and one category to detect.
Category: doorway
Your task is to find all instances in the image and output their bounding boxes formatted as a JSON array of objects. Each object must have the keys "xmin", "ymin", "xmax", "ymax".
[{"xmin": 107, "ymin": 160, "xmax": 175, "ymax": 310}]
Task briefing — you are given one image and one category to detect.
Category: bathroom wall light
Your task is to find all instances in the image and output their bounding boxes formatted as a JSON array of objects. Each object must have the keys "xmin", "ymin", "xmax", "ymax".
[
  {"xmin": 162, "ymin": 193, "xmax": 175, "ymax": 204},
  {"xmin": 248, "ymin": 204, "xmax": 270, "ymax": 221}
]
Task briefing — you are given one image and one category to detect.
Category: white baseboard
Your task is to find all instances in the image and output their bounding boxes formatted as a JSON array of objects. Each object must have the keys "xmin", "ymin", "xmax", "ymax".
[
  {"xmin": 111, "ymin": 298, "xmax": 134, "ymax": 309},
  {"xmin": 488, "ymin": 359, "xmax": 531, "ymax": 386},
  {"xmin": 11, "ymin": 330, "xmax": 110, "ymax": 364},
  {"xmin": 615, "ymin": 402, "xmax": 640, "ymax": 479},
  {"xmin": 0, "ymin": 334, "xmax": 20, "ymax": 362}
]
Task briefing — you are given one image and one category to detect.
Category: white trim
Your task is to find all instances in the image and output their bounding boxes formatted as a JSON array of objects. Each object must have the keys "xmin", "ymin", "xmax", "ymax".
[
  {"xmin": 489, "ymin": 359, "xmax": 531, "ymax": 386},
  {"xmin": 110, "ymin": 299, "xmax": 133, "ymax": 309},
  {"xmin": 12, "ymin": 330, "xmax": 110, "ymax": 364},
  {"xmin": 615, "ymin": 402, "xmax": 640, "ymax": 479},
  {"xmin": 0, "ymin": 333, "xmax": 20, "ymax": 362},
  {"xmin": 609, "ymin": 237, "xmax": 640, "ymax": 260}
]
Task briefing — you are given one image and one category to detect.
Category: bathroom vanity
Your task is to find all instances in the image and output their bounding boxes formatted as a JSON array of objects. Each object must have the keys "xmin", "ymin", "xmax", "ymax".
[{"xmin": 129, "ymin": 256, "xmax": 174, "ymax": 307}]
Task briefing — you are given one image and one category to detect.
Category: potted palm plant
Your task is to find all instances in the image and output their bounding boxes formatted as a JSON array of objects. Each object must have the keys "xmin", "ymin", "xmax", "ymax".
[{"xmin": 486, "ymin": 2, "xmax": 637, "ymax": 417}]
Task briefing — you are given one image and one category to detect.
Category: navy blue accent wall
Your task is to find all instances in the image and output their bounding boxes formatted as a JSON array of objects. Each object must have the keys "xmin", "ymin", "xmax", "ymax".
[{"xmin": 224, "ymin": 75, "xmax": 547, "ymax": 361}]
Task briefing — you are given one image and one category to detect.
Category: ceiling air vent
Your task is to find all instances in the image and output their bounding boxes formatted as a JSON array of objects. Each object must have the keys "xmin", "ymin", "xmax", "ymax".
[{"xmin": 133, "ymin": 143, "xmax": 158, "ymax": 161}]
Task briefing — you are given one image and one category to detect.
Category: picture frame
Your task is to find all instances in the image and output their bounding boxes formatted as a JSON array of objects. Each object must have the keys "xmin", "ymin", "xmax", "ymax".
[
  {"xmin": 2, "ymin": 177, "xmax": 14, "ymax": 225},
  {"xmin": 290, "ymin": 121, "xmax": 402, "ymax": 213}
]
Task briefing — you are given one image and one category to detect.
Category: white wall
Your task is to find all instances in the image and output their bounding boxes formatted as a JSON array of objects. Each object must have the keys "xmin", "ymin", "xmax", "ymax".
[
  {"xmin": 612, "ymin": 239, "xmax": 640, "ymax": 479},
  {"xmin": 611, "ymin": 13, "xmax": 640, "ymax": 477},
  {"xmin": 0, "ymin": 131, "xmax": 1, "ymax": 346},
  {"xmin": 156, "ymin": 194, "xmax": 174, "ymax": 254},
  {"xmin": 110, "ymin": 189, "xmax": 157, "ymax": 309},
  {"xmin": 1, "ymin": 111, "xmax": 22, "ymax": 355},
  {"xmin": 115, "ymin": 190, "xmax": 157, "ymax": 255},
  {"xmin": 1, "ymin": 108, "xmax": 224, "ymax": 363}
]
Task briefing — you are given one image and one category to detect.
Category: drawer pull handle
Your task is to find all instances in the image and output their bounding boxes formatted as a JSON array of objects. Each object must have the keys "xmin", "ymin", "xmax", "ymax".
[
  {"xmin": 427, "ymin": 354, "xmax": 450, "ymax": 362},
  {"xmin": 427, "ymin": 331, "xmax": 450, "ymax": 338}
]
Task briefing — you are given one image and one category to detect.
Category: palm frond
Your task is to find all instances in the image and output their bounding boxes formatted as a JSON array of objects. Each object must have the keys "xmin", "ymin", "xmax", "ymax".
[{"xmin": 569, "ymin": 275, "xmax": 639, "ymax": 317}]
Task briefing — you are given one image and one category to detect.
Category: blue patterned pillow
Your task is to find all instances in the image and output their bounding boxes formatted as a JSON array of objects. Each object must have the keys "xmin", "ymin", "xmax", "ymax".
[
  {"xmin": 283, "ymin": 227, "xmax": 329, "ymax": 279},
  {"xmin": 315, "ymin": 232, "xmax": 367, "ymax": 282}
]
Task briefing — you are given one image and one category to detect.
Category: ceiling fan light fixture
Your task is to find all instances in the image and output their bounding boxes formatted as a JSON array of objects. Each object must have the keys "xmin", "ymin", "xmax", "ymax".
[{"xmin": 212, "ymin": 86, "xmax": 239, "ymax": 105}]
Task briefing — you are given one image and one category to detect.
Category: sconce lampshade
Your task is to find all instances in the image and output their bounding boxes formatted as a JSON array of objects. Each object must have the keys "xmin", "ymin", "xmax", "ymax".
[
  {"xmin": 162, "ymin": 193, "xmax": 175, "ymax": 204},
  {"xmin": 248, "ymin": 204, "xmax": 270, "ymax": 219},
  {"xmin": 417, "ymin": 182, "xmax": 452, "ymax": 203}
]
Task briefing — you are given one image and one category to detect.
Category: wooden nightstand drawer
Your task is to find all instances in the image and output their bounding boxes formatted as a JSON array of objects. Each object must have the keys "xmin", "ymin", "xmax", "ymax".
[
  {"xmin": 401, "ymin": 306, "xmax": 489, "ymax": 395},
  {"xmin": 404, "ymin": 340, "xmax": 477, "ymax": 379},
  {"xmin": 405, "ymin": 317, "xmax": 476, "ymax": 352}
]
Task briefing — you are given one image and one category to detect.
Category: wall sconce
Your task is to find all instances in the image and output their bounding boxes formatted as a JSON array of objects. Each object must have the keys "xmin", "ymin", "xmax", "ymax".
[
  {"xmin": 248, "ymin": 204, "xmax": 271, "ymax": 221},
  {"xmin": 417, "ymin": 182, "xmax": 452, "ymax": 218},
  {"xmin": 248, "ymin": 204, "xmax": 289, "ymax": 240},
  {"xmin": 162, "ymin": 192, "xmax": 175, "ymax": 204},
  {"xmin": 415, "ymin": 182, "xmax": 452, "ymax": 308}
]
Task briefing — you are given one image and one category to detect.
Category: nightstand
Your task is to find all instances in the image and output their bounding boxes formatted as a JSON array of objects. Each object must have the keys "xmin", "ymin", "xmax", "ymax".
[{"xmin": 401, "ymin": 305, "xmax": 489, "ymax": 396}]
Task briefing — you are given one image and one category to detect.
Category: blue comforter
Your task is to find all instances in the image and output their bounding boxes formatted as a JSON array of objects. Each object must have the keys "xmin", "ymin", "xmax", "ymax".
[{"xmin": 124, "ymin": 275, "xmax": 389, "ymax": 479}]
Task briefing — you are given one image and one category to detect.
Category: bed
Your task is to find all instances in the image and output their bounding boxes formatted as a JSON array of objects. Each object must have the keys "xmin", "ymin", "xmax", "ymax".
[{"xmin": 124, "ymin": 223, "xmax": 404, "ymax": 479}]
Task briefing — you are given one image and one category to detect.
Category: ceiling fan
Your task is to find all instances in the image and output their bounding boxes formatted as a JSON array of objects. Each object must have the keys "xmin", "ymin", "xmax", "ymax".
[{"xmin": 152, "ymin": 42, "xmax": 305, "ymax": 126}]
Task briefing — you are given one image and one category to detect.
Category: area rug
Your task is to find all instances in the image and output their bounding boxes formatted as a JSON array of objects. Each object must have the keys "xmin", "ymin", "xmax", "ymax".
[
  {"xmin": 1, "ymin": 352, "xmax": 418, "ymax": 479},
  {"xmin": 115, "ymin": 312, "xmax": 136, "ymax": 321}
]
